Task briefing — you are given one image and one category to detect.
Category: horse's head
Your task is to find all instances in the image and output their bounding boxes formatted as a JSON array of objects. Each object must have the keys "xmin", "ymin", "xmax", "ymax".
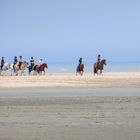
[
  {"xmin": 101, "ymin": 59, "xmax": 106, "ymax": 65},
  {"xmin": 24, "ymin": 61, "xmax": 29, "ymax": 67},
  {"xmin": 44, "ymin": 63, "xmax": 48, "ymax": 69}
]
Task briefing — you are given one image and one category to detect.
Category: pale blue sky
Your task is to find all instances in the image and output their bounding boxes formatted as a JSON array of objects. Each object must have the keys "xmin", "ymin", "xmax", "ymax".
[{"xmin": 0, "ymin": 0, "xmax": 140, "ymax": 63}]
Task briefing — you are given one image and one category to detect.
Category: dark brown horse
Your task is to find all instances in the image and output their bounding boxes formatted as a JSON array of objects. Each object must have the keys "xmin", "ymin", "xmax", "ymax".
[
  {"xmin": 34, "ymin": 63, "xmax": 48, "ymax": 75},
  {"xmin": 94, "ymin": 59, "xmax": 106, "ymax": 75},
  {"xmin": 76, "ymin": 64, "xmax": 84, "ymax": 76}
]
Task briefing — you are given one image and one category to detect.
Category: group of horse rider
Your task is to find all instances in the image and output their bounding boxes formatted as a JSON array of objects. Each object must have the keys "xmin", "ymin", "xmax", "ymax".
[
  {"xmin": 77, "ymin": 54, "xmax": 101, "ymax": 70},
  {"xmin": 1, "ymin": 54, "xmax": 102, "ymax": 70},
  {"xmin": 0, "ymin": 56, "xmax": 44, "ymax": 71}
]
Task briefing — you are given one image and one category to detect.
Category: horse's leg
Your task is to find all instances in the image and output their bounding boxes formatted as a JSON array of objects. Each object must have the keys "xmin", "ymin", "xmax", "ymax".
[
  {"xmin": 23, "ymin": 70, "xmax": 25, "ymax": 76},
  {"xmin": 29, "ymin": 68, "xmax": 32, "ymax": 75},
  {"xmin": 100, "ymin": 70, "xmax": 102, "ymax": 75},
  {"xmin": 93, "ymin": 67, "xmax": 95, "ymax": 75},
  {"xmin": 15, "ymin": 69, "xmax": 18, "ymax": 76},
  {"xmin": 3, "ymin": 70, "xmax": 5, "ymax": 76},
  {"xmin": 76, "ymin": 68, "xmax": 78, "ymax": 76},
  {"xmin": 20, "ymin": 70, "xmax": 22, "ymax": 76},
  {"xmin": 97, "ymin": 69, "xmax": 99, "ymax": 75},
  {"xmin": 21, "ymin": 70, "xmax": 24, "ymax": 76},
  {"xmin": 0, "ymin": 70, "xmax": 3, "ymax": 76},
  {"xmin": 34, "ymin": 71, "xmax": 37, "ymax": 75},
  {"xmin": 10, "ymin": 69, "xmax": 13, "ymax": 76},
  {"xmin": 28, "ymin": 69, "xmax": 30, "ymax": 75}
]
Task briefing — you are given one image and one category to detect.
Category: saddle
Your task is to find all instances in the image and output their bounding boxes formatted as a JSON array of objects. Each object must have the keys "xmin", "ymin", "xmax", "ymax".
[{"xmin": 96, "ymin": 62, "xmax": 100, "ymax": 69}]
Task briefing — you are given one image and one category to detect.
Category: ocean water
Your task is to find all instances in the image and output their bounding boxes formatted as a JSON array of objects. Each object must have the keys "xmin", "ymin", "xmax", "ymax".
[{"xmin": 46, "ymin": 61, "xmax": 140, "ymax": 73}]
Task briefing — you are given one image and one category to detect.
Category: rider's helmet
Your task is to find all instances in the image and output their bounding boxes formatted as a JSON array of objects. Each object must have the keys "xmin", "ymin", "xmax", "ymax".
[{"xmin": 31, "ymin": 57, "xmax": 33, "ymax": 59}]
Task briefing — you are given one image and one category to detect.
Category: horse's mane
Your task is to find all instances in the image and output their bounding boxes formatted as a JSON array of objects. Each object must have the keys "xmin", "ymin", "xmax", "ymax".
[{"xmin": 101, "ymin": 59, "xmax": 106, "ymax": 61}]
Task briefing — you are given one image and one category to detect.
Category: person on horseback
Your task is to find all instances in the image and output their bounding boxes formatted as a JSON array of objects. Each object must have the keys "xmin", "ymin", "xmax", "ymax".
[
  {"xmin": 96, "ymin": 54, "xmax": 101, "ymax": 67},
  {"xmin": 79, "ymin": 57, "xmax": 82, "ymax": 65},
  {"xmin": 39, "ymin": 58, "xmax": 43, "ymax": 67},
  {"xmin": 78, "ymin": 57, "xmax": 82, "ymax": 71},
  {"xmin": 1, "ymin": 57, "xmax": 5, "ymax": 70},
  {"xmin": 19, "ymin": 56, "xmax": 23, "ymax": 70},
  {"xmin": 30, "ymin": 57, "xmax": 35, "ymax": 70},
  {"xmin": 13, "ymin": 56, "xmax": 18, "ymax": 67},
  {"xmin": 97, "ymin": 54, "xmax": 101, "ymax": 63}
]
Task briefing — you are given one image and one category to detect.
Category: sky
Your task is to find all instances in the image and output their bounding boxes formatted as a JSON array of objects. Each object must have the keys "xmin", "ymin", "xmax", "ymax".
[{"xmin": 0, "ymin": 0, "xmax": 140, "ymax": 63}]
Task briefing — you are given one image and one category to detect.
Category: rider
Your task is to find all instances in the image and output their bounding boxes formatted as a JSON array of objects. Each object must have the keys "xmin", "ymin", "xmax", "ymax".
[
  {"xmin": 78, "ymin": 57, "xmax": 82, "ymax": 70},
  {"xmin": 1, "ymin": 57, "xmax": 5, "ymax": 70},
  {"xmin": 13, "ymin": 56, "xmax": 18, "ymax": 67},
  {"xmin": 30, "ymin": 57, "xmax": 35, "ymax": 70},
  {"xmin": 97, "ymin": 54, "xmax": 101, "ymax": 64},
  {"xmin": 39, "ymin": 58, "xmax": 43, "ymax": 67},
  {"xmin": 19, "ymin": 56, "xmax": 23, "ymax": 70},
  {"xmin": 96, "ymin": 54, "xmax": 101, "ymax": 69},
  {"xmin": 79, "ymin": 57, "xmax": 82, "ymax": 65}
]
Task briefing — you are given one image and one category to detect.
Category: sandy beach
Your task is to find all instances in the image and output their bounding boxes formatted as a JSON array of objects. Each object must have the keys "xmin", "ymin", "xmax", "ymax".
[
  {"xmin": 0, "ymin": 72, "xmax": 140, "ymax": 88},
  {"xmin": 0, "ymin": 72, "xmax": 140, "ymax": 140}
]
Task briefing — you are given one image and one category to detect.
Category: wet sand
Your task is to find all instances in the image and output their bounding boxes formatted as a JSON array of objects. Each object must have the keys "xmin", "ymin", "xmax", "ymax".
[
  {"xmin": 0, "ymin": 88, "xmax": 140, "ymax": 140},
  {"xmin": 0, "ymin": 72, "xmax": 140, "ymax": 139}
]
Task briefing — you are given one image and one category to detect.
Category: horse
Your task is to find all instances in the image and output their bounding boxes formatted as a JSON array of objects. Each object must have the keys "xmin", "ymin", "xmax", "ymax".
[
  {"xmin": 76, "ymin": 64, "xmax": 84, "ymax": 76},
  {"xmin": 20, "ymin": 61, "xmax": 28, "ymax": 75},
  {"xmin": 14, "ymin": 61, "xmax": 28, "ymax": 76},
  {"xmin": 94, "ymin": 59, "xmax": 106, "ymax": 75},
  {"xmin": 0, "ymin": 63, "xmax": 10, "ymax": 76},
  {"xmin": 34, "ymin": 63, "xmax": 48, "ymax": 75},
  {"xmin": 28, "ymin": 65, "xmax": 35, "ymax": 75}
]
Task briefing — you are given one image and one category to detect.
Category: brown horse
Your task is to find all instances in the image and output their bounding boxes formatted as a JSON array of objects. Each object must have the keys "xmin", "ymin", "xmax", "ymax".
[
  {"xmin": 34, "ymin": 63, "xmax": 48, "ymax": 75},
  {"xmin": 94, "ymin": 59, "xmax": 106, "ymax": 75},
  {"xmin": 76, "ymin": 64, "xmax": 84, "ymax": 76}
]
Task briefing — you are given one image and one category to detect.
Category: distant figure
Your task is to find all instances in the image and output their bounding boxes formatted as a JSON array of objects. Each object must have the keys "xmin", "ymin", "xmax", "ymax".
[
  {"xmin": 14, "ymin": 56, "xmax": 18, "ymax": 65},
  {"xmin": 97, "ymin": 54, "xmax": 101, "ymax": 64},
  {"xmin": 94, "ymin": 59, "xmax": 106, "ymax": 75},
  {"xmin": 39, "ymin": 58, "xmax": 43, "ymax": 66},
  {"xmin": 1, "ymin": 57, "xmax": 5, "ymax": 70},
  {"xmin": 78, "ymin": 57, "xmax": 82, "ymax": 71},
  {"xmin": 19, "ymin": 56, "xmax": 23, "ymax": 70},
  {"xmin": 13, "ymin": 56, "xmax": 18, "ymax": 67},
  {"xmin": 79, "ymin": 57, "xmax": 82, "ymax": 65},
  {"xmin": 30, "ymin": 57, "xmax": 35, "ymax": 70}
]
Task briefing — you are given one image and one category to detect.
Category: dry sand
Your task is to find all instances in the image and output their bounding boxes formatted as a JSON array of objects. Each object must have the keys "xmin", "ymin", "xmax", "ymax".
[
  {"xmin": 0, "ymin": 72, "xmax": 140, "ymax": 140},
  {"xmin": 0, "ymin": 72, "xmax": 140, "ymax": 88}
]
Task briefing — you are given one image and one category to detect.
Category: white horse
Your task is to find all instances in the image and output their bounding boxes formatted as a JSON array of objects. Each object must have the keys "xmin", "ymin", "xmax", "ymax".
[
  {"xmin": 0, "ymin": 63, "xmax": 10, "ymax": 76},
  {"xmin": 9, "ymin": 64, "xmax": 14, "ymax": 76}
]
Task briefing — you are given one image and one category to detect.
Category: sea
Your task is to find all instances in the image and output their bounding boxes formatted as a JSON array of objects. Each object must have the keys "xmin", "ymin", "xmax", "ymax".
[{"xmin": 46, "ymin": 61, "xmax": 140, "ymax": 74}]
